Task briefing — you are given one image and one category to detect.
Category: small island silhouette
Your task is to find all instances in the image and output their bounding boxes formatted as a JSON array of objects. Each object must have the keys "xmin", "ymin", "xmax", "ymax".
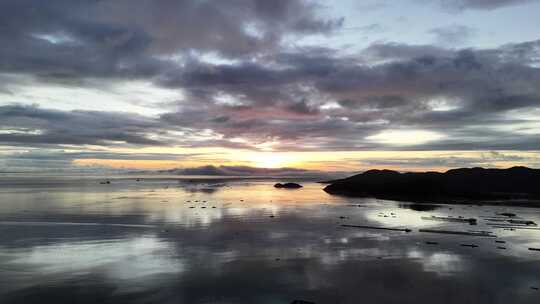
[
  {"xmin": 274, "ymin": 182, "xmax": 303, "ymax": 189},
  {"xmin": 324, "ymin": 166, "xmax": 540, "ymax": 206}
]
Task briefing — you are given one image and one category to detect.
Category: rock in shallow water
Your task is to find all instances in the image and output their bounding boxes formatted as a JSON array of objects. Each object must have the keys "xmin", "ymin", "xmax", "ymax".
[{"xmin": 274, "ymin": 182, "xmax": 303, "ymax": 189}]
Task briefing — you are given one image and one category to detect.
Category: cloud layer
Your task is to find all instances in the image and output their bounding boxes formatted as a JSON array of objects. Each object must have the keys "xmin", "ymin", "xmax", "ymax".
[
  {"xmin": 4, "ymin": 39, "xmax": 539, "ymax": 151},
  {"xmin": 0, "ymin": 1, "xmax": 540, "ymax": 171}
]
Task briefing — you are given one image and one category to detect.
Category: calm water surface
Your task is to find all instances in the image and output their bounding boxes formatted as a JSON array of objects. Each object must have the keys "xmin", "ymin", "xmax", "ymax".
[{"xmin": 1, "ymin": 175, "xmax": 539, "ymax": 303}]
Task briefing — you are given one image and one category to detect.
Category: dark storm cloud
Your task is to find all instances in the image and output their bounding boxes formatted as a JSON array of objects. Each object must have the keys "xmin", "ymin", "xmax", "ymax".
[
  {"xmin": 0, "ymin": 1, "xmax": 165, "ymax": 83},
  {"xmin": 1, "ymin": 1, "xmax": 539, "ymax": 153},
  {"xmin": 0, "ymin": 104, "xmax": 165, "ymax": 146},
  {"xmin": 0, "ymin": 0, "xmax": 341, "ymax": 85},
  {"xmin": 3, "ymin": 37, "xmax": 540, "ymax": 151},
  {"xmin": 0, "ymin": 104, "xmax": 264, "ymax": 150},
  {"xmin": 155, "ymin": 39, "xmax": 540, "ymax": 151}
]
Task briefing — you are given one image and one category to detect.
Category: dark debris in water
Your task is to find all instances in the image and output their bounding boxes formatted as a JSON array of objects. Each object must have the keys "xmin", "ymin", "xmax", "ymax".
[
  {"xmin": 421, "ymin": 215, "xmax": 477, "ymax": 225},
  {"xmin": 401, "ymin": 203, "xmax": 440, "ymax": 212},
  {"xmin": 419, "ymin": 229, "xmax": 495, "ymax": 237},
  {"xmin": 342, "ymin": 224, "xmax": 411, "ymax": 233},
  {"xmin": 460, "ymin": 244, "xmax": 479, "ymax": 248},
  {"xmin": 508, "ymin": 219, "xmax": 537, "ymax": 226}
]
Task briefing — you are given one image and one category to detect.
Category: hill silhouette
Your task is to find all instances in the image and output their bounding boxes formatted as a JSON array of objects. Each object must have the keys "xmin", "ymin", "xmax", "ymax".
[{"xmin": 323, "ymin": 166, "xmax": 540, "ymax": 205}]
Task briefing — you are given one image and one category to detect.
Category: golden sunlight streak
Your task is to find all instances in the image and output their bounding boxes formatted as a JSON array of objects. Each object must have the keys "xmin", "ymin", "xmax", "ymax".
[
  {"xmin": 71, "ymin": 149, "xmax": 540, "ymax": 172},
  {"xmin": 245, "ymin": 153, "xmax": 295, "ymax": 168}
]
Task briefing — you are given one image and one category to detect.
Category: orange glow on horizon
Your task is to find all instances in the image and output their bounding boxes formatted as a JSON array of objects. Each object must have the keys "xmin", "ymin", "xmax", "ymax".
[{"xmin": 71, "ymin": 150, "xmax": 540, "ymax": 172}]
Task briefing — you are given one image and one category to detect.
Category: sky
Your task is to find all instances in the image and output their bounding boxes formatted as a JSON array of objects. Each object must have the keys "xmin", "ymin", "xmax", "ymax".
[{"xmin": 1, "ymin": 0, "xmax": 540, "ymax": 173}]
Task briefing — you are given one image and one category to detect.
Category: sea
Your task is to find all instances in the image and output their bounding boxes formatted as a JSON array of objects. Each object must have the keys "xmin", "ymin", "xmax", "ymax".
[{"xmin": 0, "ymin": 174, "xmax": 539, "ymax": 303}]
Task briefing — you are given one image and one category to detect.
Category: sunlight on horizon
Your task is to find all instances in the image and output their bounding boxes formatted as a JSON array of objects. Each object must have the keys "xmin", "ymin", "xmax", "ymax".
[
  {"xmin": 69, "ymin": 149, "xmax": 540, "ymax": 173},
  {"xmin": 366, "ymin": 130, "xmax": 446, "ymax": 146}
]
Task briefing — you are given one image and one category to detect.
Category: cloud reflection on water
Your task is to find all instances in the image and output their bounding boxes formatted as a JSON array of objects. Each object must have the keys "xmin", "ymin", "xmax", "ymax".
[{"xmin": 1, "ymin": 178, "xmax": 540, "ymax": 303}]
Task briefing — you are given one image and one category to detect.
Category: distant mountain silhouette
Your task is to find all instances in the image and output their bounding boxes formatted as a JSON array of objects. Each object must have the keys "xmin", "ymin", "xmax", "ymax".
[
  {"xmin": 324, "ymin": 167, "xmax": 540, "ymax": 205},
  {"xmin": 159, "ymin": 165, "xmax": 312, "ymax": 176}
]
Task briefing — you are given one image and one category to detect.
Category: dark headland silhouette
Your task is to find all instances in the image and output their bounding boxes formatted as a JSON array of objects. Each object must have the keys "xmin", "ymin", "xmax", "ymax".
[{"xmin": 324, "ymin": 166, "xmax": 540, "ymax": 206}]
